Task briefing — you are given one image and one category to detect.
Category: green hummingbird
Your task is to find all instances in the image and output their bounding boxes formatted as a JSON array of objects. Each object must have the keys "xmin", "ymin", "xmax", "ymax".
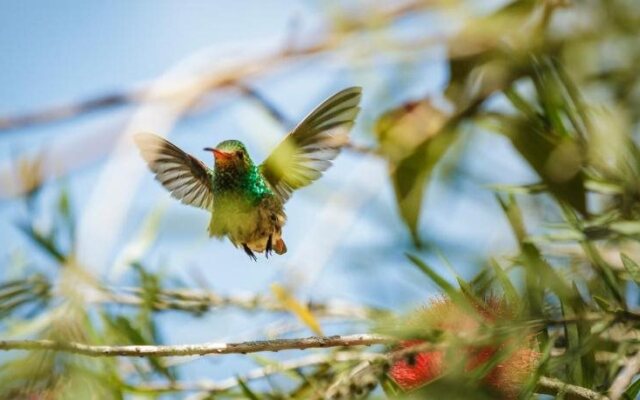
[{"xmin": 134, "ymin": 86, "xmax": 362, "ymax": 260}]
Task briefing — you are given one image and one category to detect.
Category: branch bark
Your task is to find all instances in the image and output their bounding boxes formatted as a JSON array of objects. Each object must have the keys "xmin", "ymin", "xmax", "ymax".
[
  {"xmin": 608, "ymin": 351, "xmax": 640, "ymax": 400},
  {"xmin": 129, "ymin": 351, "xmax": 385, "ymax": 393},
  {"xmin": 0, "ymin": 331, "xmax": 612, "ymax": 400},
  {"xmin": 97, "ymin": 286, "xmax": 387, "ymax": 319},
  {"xmin": 538, "ymin": 376, "xmax": 610, "ymax": 400},
  {"xmin": 127, "ymin": 354, "xmax": 609, "ymax": 400},
  {"xmin": 0, "ymin": 334, "xmax": 391, "ymax": 357}
]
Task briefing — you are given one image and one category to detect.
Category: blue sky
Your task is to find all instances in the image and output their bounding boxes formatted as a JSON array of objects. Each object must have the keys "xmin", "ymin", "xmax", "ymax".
[{"xmin": 0, "ymin": 1, "xmax": 305, "ymax": 112}]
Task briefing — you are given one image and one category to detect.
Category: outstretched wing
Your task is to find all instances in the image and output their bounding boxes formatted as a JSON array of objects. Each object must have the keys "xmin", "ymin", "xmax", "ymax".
[
  {"xmin": 259, "ymin": 86, "xmax": 362, "ymax": 202},
  {"xmin": 134, "ymin": 133, "xmax": 214, "ymax": 210}
]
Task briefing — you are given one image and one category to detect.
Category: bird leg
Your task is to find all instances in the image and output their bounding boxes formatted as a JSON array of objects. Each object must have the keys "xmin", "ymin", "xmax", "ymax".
[{"xmin": 242, "ymin": 244, "xmax": 257, "ymax": 261}]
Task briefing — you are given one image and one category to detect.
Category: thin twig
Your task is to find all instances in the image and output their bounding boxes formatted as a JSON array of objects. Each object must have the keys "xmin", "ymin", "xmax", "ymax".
[
  {"xmin": 537, "ymin": 376, "xmax": 610, "ymax": 400},
  {"xmin": 609, "ymin": 351, "xmax": 640, "ymax": 400},
  {"xmin": 0, "ymin": 334, "xmax": 391, "ymax": 357},
  {"xmin": 0, "ymin": 92, "xmax": 140, "ymax": 131},
  {"xmin": 237, "ymin": 84, "xmax": 293, "ymax": 128},
  {"xmin": 128, "ymin": 351, "xmax": 385, "ymax": 393},
  {"xmin": 97, "ymin": 286, "xmax": 387, "ymax": 319}
]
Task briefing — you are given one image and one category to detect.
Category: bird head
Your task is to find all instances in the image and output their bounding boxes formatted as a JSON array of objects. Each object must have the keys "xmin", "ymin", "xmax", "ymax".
[{"xmin": 204, "ymin": 140, "xmax": 252, "ymax": 172}]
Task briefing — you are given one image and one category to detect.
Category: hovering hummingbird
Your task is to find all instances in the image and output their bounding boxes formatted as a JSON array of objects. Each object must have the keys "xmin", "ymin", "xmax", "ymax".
[{"xmin": 135, "ymin": 87, "xmax": 362, "ymax": 260}]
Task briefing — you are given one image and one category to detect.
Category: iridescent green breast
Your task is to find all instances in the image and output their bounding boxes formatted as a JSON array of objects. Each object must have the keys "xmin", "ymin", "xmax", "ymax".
[
  {"xmin": 209, "ymin": 165, "xmax": 283, "ymax": 240},
  {"xmin": 212, "ymin": 165, "xmax": 274, "ymax": 206}
]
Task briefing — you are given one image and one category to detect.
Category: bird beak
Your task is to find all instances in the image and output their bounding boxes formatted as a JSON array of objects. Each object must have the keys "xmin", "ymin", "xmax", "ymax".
[{"xmin": 204, "ymin": 147, "xmax": 231, "ymax": 160}]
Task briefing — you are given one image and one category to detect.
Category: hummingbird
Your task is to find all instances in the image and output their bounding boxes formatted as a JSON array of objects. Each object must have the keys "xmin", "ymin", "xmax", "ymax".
[{"xmin": 134, "ymin": 86, "xmax": 362, "ymax": 260}]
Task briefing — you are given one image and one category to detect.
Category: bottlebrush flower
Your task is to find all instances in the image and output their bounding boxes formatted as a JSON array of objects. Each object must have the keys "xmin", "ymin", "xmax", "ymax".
[{"xmin": 388, "ymin": 297, "xmax": 539, "ymax": 399}]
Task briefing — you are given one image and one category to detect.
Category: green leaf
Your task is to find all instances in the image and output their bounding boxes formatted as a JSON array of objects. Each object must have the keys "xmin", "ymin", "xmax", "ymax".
[
  {"xmin": 494, "ymin": 63, "xmax": 589, "ymax": 217},
  {"xmin": 581, "ymin": 242, "xmax": 624, "ymax": 306},
  {"xmin": 444, "ymin": 0, "xmax": 535, "ymax": 108},
  {"xmin": 374, "ymin": 100, "xmax": 457, "ymax": 246},
  {"xmin": 593, "ymin": 296, "xmax": 613, "ymax": 312},
  {"xmin": 623, "ymin": 377, "xmax": 640, "ymax": 400},
  {"xmin": 574, "ymin": 285, "xmax": 596, "ymax": 389},
  {"xmin": 392, "ymin": 130, "xmax": 458, "ymax": 246},
  {"xmin": 17, "ymin": 222, "xmax": 66, "ymax": 263},
  {"xmin": 504, "ymin": 87, "xmax": 540, "ymax": 120},
  {"xmin": 406, "ymin": 254, "xmax": 471, "ymax": 312},
  {"xmin": 497, "ymin": 195, "xmax": 574, "ymax": 302},
  {"xmin": 433, "ymin": 248, "xmax": 482, "ymax": 304},
  {"xmin": 494, "ymin": 114, "xmax": 587, "ymax": 215},
  {"xmin": 0, "ymin": 275, "xmax": 50, "ymax": 318},
  {"xmin": 621, "ymin": 253, "xmax": 640, "ymax": 285},
  {"xmin": 57, "ymin": 188, "xmax": 72, "ymax": 223},
  {"xmin": 531, "ymin": 58, "xmax": 570, "ymax": 138},
  {"xmin": 496, "ymin": 194, "xmax": 527, "ymax": 242},
  {"xmin": 490, "ymin": 259, "xmax": 520, "ymax": 308},
  {"xmin": 561, "ymin": 298, "xmax": 582, "ymax": 386},
  {"xmin": 380, "ymin": 376, "xmax": 400, "ymax": 396},
  {"xmin": 527, "ymin": 230, "xmax": 585, "ymax": 244},
  {"xmin": 237, "ymin": 378, "xmax": 260, "ymax": 400},
  {"xmin": 407, "ymin": 253, "xmax": 458, "ymax": 297},
  {"xmin": 468, "ymin": 268, "xmax": 494, "ymax": 298},
  {"xmin": 560, "ymin": 284, "xmax": 595, "ymax": 388},
  {"xmin": 610, "ymin": 221, "xmax": 640, "ymax": 236},
  {"xmin": 585, "ymin": 178, "xmax": 624, "ymax": 194},
  {"xmin": 457, "ymin": 277, "xmax": 476, "ymax": 299},
  {"xmin": 551, "ymin": 57, "xmax": 590, "ymax": 137},
  {"xmin": 486, "ymin": 182, "xmax": 547, "ymax": 194}
]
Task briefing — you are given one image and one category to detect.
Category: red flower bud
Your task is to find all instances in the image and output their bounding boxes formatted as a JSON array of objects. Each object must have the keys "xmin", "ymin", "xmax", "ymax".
[
  {"xmin": 389, "ymin": 340, "xmax": 443, "ymax": 390},
  {"xmin": 388, "ymin": 297, "xmax": 539, "ymax": 399}
]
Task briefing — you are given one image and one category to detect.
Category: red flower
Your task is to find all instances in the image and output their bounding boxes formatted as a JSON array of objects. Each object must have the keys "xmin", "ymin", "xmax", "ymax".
[
  {"xmin": 389, "ymin": 340, "xmax": 443, "ymax": 390},
  {"xmin": 388, "ymin": 298, "xmax": 539, "ymax": 399}
]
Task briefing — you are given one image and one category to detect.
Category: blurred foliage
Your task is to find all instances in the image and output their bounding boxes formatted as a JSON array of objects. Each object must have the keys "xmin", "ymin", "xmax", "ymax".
[{"xmin": 2, "ymin": 0, "xmax": 640, "ymax": 399}]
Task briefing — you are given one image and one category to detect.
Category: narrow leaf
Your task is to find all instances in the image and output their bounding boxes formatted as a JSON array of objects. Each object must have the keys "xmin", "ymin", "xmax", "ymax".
[
  {"xmin": 237, "ymin": 378, "xmax": 260, "ymax": 400},
  {"xmin": 374, "ymin": 100, "xmax": 456, "ymax": 245},
  {"xmin": 490, "ymin": 259, "xmax": 520, "ymax": 308},
  {"xmin": 17, "ymin": 222, "xmax": 66, "ymax": 263},
  {"xmin": 593, "ymin": 296, "xmax": 613, "ymax": 312},
  {"xmin": 407, "ymin": 253, "xmax": 457, "ymax": 296},
  {"xmin": 621, "ymin": 253, "xmax": 640, "ymax": 285},
  {"xmin": 406, "ymin": 254, "xmax": 472, "ymax": 312},
  {"xmin": 623, "ymin": 377, "xmax": 640, "ymax": 400},
  {"xmin": 271, "ymin": 284, "xmax": 323, "ymax": 336}
]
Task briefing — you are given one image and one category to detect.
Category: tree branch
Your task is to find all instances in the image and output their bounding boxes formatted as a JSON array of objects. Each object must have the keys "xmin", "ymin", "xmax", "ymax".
[
  {"xmin": 0, "ymin": 309, "xmax": 613, "ymax": 400},
  {"xmin": 125, "ymin": 350, "xmax": 612, "ymax": 400},
  {"xmin": 128, "ymin": 351, "xmax": 385, "ymax": 393},
  {"xmin": 0, "ymin": 334, "xmax": 391, "ymax": 357},
  {"xmin": 608, "ymin": 351, "xmax": 640, "ymax": 400},
  {"xmin": 537, "ymin": 376, "xmax": 610, "ymax": 400},
  {"xmin": 98, "ymin": 286, "xmax": 387, "ymax": 319}
]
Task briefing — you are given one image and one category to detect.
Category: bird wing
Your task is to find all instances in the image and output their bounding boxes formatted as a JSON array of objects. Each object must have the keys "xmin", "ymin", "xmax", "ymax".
[
  {"xmin": 259, "ymin": 86, "xmax": 362, "ymax": 202},
  {"xmin": 134, "ymin": 133, "xmax": 214, "ymax": 210}
]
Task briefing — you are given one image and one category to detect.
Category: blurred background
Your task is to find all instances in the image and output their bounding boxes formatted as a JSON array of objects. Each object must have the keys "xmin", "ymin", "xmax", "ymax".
[{"xmin": 1, "ymin": 0, "xmax": 640, "ymax": 398}]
